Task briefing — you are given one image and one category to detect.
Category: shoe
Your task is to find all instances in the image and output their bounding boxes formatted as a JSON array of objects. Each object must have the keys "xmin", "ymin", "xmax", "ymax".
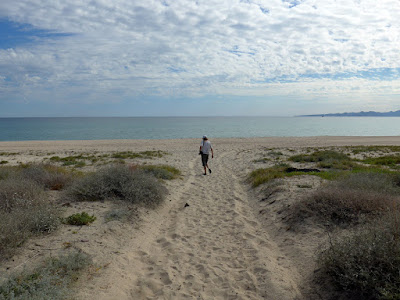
[
  {"xmin": 203, "ymin": 173, "xmax": 207, "ymax": 175},
  {"xmin": 209, "ymin": 169, "xmax": 212, "ymax": 174}
]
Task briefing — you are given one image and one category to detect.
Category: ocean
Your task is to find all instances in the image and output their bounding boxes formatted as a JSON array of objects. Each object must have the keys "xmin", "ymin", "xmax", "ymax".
[{"xmin": 0, "ymin": 117, "xmax": 400, "ymax": 141}]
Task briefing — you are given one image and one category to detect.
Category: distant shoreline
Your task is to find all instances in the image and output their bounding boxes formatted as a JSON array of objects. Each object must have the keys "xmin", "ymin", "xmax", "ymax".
[
  {"xmin": 299, "ymin": 110, "xmax": 400, "ymax": 117},
  {"xmin": 3, "ymin": 136, "xmax": 400, "ymax": 153}
]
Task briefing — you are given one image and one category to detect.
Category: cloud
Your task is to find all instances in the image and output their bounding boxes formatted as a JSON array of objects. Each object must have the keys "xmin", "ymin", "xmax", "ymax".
[{"xmin": 0, "ymin": 0, "xmax": 400, "ymax": 111}]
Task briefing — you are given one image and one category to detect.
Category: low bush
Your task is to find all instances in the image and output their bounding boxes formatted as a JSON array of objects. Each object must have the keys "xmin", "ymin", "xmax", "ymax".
[
  {"xmin": 0, "ymin": 178, "xmax": 60, "ymax": 259},
  {"xmin": 288, "ymin": 172, "xmax": 400, "ymax": 228},
  {"xmin": 319, "ymin": 213, "xmax": 400, "ymax": 299},
  {"xmin": 65, "ymin": 165, "xmax": 167, "ymax": 207},
  {"xmin": 65, "ymin": 212, "xmax": 96, "ymax": 226},
  {"xmin": 0, "ymin": 251, "xmax": 92, "ymax": 300},
  {"xmin": 21, "ymin": 164, "xmax": 73, "ymax": 190},
  {"xmin": 0, "ymin": 166, "xmax": 19, "ymax": 180}
]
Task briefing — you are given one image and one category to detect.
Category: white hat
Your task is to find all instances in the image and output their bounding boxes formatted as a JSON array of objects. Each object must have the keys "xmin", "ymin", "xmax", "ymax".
[{"xmin": 203, "ymin": 135, "xmax": 207, "ymax": 139}]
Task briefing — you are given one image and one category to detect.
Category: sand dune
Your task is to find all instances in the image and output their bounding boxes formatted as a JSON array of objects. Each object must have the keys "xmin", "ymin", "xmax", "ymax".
[{"xmin": 3, "ymin": 136, "xmax": 400, "ymax": 299}]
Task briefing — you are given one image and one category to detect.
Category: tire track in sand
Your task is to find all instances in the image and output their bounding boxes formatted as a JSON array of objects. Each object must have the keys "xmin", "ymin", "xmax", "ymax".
[{"xmin": 132, "ymin": 150, "xmax": 301, "ymax": 299}]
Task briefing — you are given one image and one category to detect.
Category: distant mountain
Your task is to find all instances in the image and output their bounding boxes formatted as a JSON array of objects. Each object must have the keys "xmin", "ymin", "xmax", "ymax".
[{"xmin": 300, "ymin": 110, "xmax": 400, "ymax": 117}]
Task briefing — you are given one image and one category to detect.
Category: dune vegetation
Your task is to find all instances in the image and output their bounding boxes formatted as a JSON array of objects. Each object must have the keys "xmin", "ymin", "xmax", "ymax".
[
  {"xmin": 0, "ymin": 158, "xmax": 180, "ymax": 299},
  {"xmin": 251, "ymin": 147, "xmax": 400, "ymax": 299}
]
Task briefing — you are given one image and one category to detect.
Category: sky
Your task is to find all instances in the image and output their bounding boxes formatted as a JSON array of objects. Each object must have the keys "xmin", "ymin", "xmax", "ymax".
[{"xmin": 0, "ymin": 0, "xmax": 400, "ymax": 117}]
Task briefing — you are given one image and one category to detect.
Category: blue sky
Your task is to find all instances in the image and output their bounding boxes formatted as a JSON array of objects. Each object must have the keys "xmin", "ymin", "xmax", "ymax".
[{"xmin": 1, "ymin": 0, "xmax": 400, "ymax": 117}]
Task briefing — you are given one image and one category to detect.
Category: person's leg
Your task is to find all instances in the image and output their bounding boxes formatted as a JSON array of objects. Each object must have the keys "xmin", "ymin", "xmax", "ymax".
[{"xmin": 201, "ymin": 154, "xmax": 208, "ymax": 175}]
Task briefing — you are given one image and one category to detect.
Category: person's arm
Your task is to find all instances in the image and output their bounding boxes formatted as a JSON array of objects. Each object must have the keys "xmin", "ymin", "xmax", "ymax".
[{"xmin": 211, "ymin": 147, "xmax": 214, "ymax": 158}]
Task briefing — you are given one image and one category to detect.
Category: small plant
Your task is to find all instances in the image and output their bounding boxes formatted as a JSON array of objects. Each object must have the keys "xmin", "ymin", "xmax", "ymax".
[
  {"xmin": 104, "ymin": 207, "xmax": 134, "ymax": 222},
  {"xmin": 65, "ymin": 212, "xmax": 96, "ymax": 226},
  {"xmin": 252, "ymin": 157, "xmax": 270, "ymax": 163},
  {"xmin": 139, "ymin": 165, "xmax": 181, "ymax": 180},
  {"xmin": 248, "ymin": 164, "xmax": 290, "ymax": 187},
  {"xmin": 0, "ymin": 152, "xmax": 18, "ymax": 156},
  {"xmin": 268, "ymin": 151, "xmax": 283, "ymax": 156},
  {"xmin": 362, "ymin": 155, "xmax": 400, "ymax": 168},
  {"xmin": 0, "ymin": 161, "xmax": 8, "ymax": 165},
  {"xmin": 297, "ymin": 184, "xmax": 312, "ymax": 188},
  {"xmin": 111, "ymin": 150, "xmax": 167, "ymax": 160}
]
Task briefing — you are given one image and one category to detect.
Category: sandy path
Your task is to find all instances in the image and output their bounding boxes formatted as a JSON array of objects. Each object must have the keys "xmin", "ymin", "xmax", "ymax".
[
  {"xmin": 76, "ymin": 147, "xmax": 302, "ymax": 300},
  {"xmin": 134, "ymin": 150, "xmax": 301, "ymax": 299}
]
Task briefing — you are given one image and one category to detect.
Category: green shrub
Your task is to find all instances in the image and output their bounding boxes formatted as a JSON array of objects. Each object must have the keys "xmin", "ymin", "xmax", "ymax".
[
  {"xmin": 139, "ymin": 165, "xmax": 181, "ymax": 180},
  {"xmin": 248, "ymin": 164, "xmax": 289, "ymax": 187},
  {"xmin": 0, "ymin": 251, "xmax": 92, "ymax": 300},
  {"xmin": 0, "ymin": 161, "xmax": 8, "ymax": 165},
  {"xmin": 248, "ymin": 163, "xmax": 339, "ymax": 187},
  {"xmin": 362, "ymin": 155, "xmax": 400, "ymax": 168},
  {"xmin": 65, "ymin": 165, "xmax": 167, "ymax": 207},
  {"xmin": 65, "ymin": 212, "xmax": 96, "ymax": 226},
  {"xmin": 289, "ymin": 150, "xmax": 349, "ymax": 163},
  {"xmin": 319, "ymin": 213, "xmax": 400, "ymax": 299},
  {"xmin": 346, "ymin": 145, "xmax": 400, "ymax": 155},
  {"xmin": 111, "ymin": 150, "xmax": 166, "ymax": 159}
]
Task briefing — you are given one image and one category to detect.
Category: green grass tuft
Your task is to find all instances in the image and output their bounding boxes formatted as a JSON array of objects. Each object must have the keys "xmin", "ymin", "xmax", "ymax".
[
  {"xmin": 289, "ymin": 150, "xmax": 349, "ymax": 163},
  {"xmin": 361, "ymin": 155, "xmax": 400, "ymax": 168},
  {"xmin": 139, "ymin": 165, "xmax": 181, "ymax": 180},
  {"xmin": 248, "ymin": 164, "xmax": 290, "ymax": 187},
  {"xmin": 111, "ymin": 150, "xmax": 167, "ymax": 160},
  {"xmin": 65, "ymin": 212, "xmax": 96, "ymax": 226}
]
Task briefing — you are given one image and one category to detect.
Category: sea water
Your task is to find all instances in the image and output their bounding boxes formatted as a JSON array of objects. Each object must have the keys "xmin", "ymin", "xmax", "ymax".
[{"xmin": 0, "ymin": 117, "xmax": 400, "ymax": 141}]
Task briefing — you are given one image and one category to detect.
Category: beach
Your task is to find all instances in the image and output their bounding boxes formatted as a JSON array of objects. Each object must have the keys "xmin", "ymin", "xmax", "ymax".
[{"xmin": 2, "ymin": 136, "xmax": 400, "ymax": 299}]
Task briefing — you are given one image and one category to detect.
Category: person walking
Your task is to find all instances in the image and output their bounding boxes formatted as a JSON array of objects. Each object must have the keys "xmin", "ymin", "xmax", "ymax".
[{"xmin": 200, "ymin": 135, "xmax": 214, "ymax": 175}]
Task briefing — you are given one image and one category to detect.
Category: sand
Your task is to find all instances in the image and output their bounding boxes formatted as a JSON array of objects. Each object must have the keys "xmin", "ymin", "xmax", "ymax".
[{"xmin": 2, "ymin": 136, "xmax": 400, "ymax": 299}]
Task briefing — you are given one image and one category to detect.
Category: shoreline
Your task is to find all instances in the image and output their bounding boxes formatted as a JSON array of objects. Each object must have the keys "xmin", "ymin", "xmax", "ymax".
[{"xmin": 2, "ymin": 136, "xmax": 400, "ymax": 151}]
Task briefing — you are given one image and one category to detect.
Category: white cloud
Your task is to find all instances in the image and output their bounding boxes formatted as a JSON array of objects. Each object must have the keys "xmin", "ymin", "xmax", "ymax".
[{"xmin": 0, "ymin": 0, "xmax": 400, "ymax": 111}]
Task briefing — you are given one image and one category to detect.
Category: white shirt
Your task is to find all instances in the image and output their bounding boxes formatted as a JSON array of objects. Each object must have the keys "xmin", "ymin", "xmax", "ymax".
[{"xmin": 201, "ymin": 140, "xmax": 212, "ymax": 154}]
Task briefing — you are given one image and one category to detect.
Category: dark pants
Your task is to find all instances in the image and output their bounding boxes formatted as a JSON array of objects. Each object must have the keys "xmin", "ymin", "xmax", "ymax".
[{"xmin": 201, "ymin": 153, "xmax": 209, "ymax": 166}]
